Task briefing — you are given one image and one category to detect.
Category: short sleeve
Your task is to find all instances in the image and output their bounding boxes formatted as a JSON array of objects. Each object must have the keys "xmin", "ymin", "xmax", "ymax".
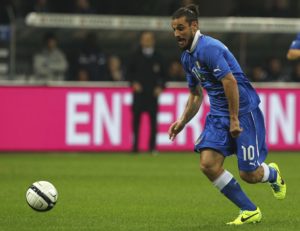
[
  {"xmin": 204, "ymin": 45, "xmax": 231, "ymax": 80},
  {"xmin": 181, "ymin": 57, "xmax": 200, "ymax": 88}
]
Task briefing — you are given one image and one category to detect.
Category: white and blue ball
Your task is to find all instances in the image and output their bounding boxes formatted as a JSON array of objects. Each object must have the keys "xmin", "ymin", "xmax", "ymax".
[{"xmin": 26, "ymin": 181, "xmax": 58, "ymax": 212}]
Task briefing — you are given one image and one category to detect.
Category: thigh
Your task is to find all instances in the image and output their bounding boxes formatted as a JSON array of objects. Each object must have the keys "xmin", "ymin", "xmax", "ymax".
[
  {"xmin": 236, "ymin": 108, "xmax": 268, "ymax": 172},
  {"xmin": 194, "ymin": 115, "xmax": 234, "ymax": 156}
]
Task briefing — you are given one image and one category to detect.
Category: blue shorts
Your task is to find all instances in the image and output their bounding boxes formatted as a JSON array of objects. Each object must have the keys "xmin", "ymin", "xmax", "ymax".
[{"xmin": 194, "ymin": 107, "xmax": 268, "ymax": 172}]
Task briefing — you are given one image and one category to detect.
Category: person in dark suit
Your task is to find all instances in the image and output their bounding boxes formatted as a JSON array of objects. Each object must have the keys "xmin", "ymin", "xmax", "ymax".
[{"xmin": 127, "ymin": 31, "xmax": 166, "ymax": 153}]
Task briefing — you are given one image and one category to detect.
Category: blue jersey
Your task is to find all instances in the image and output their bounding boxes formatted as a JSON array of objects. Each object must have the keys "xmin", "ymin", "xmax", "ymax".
[
  {"xmin": 289, "ymin": 33, "xmax": 300, "ymax": 49},
  {"xmin": 181, "ymin": 31, "xmax": 260, "ymax": 116}
]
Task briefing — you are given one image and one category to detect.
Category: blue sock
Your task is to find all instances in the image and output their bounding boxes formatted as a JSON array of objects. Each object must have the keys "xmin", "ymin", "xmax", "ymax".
[
  {"xmin": 261, "ymin": 163, "xmax": 277, "ymax": 183},
  {"xmin": 214, "ymin": 170, "xmax": 257, "ymax": 211},
  {"xmin": 268, "ymin": 167, "xmax": 277, "ymax": 183}
]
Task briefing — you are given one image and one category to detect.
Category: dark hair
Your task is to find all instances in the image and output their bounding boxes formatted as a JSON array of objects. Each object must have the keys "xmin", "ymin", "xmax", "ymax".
[{"xmin": 172, "ymin": 4, "xmax": 199, "ymax": 24}]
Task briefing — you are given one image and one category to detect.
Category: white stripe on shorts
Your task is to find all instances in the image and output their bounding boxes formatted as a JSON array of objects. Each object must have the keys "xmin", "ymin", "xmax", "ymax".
[{"xmin": 250, "ymin": 111, "xmax": 260, "ymax": 158}]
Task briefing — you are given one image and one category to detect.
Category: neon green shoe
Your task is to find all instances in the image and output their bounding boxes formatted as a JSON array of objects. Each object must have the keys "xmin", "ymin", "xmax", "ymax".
[
  {"xmin": 269, "ymin": 163, "xmax": 286, "ymax": 200},
  {"xmin": 226, "ymin": 207, "xmax": 262, "ymax": 225}
]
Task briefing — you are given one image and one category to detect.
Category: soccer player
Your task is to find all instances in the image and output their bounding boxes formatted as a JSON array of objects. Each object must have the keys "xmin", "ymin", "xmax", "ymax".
[
  {"xmin": 287, "ymin": 33, "xmax": 300, "ymax": 60},
  {"xmin": 168, "ymin": 4, "xmax": 286, "ymax": 225}
]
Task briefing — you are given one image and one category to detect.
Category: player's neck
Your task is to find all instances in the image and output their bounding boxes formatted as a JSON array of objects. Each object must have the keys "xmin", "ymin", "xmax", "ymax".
[{"xmin": 187, "ymin": 30, "xmax": 201, "ymax": 53}]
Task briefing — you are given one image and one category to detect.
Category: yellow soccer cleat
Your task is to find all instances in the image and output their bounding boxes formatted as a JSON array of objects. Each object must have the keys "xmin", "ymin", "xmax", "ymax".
[
  {"xmin": 226, "ymin": 207, "xmax": 262, "ymax": 225},
  {"xmin": 269, "ymin": 163, "xmax": 287, "ymax": 200}
]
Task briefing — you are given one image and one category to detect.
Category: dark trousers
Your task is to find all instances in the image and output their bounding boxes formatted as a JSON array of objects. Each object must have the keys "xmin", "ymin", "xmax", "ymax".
[{"xmin": 132, "ymin": 96, "xmax": 158, "ymax": 152}]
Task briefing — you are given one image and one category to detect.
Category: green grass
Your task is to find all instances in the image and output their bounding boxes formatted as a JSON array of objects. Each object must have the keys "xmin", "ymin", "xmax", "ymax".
[{"xmin": 0, "ymin": 152, "xmax": 299, "ymax": 231}]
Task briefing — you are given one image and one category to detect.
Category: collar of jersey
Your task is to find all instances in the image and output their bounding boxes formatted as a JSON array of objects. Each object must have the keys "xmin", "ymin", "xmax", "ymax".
[{"xmin": 187, "ymin": 30, "xmax": 202, "ymax": 53}]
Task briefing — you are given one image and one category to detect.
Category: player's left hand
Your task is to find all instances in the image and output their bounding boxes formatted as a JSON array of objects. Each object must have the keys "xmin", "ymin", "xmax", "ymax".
[{"xmin": 230, "ymin": 119, "xmax": 243, "ymax": 138}]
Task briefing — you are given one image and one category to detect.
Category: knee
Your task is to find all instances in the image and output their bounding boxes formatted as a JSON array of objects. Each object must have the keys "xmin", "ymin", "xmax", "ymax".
[{"xmin": 200, "ymin": 161, "xmax": 220, "ymax": 177}]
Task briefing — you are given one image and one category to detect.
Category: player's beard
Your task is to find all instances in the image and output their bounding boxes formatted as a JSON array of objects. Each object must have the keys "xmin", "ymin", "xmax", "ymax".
[
  {"xmin": 185, "ymin": 35, "xmax": 194, "ymax": 51},
  {"xmin": 179, "ymin": 31, "xmax": 194, "ymax": 51}
]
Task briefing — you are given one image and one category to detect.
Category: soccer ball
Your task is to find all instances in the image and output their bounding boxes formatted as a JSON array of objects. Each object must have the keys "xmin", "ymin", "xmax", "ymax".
[{"xmin": 26, "ymin": 181, "xmax": 58, "ymax": 212}]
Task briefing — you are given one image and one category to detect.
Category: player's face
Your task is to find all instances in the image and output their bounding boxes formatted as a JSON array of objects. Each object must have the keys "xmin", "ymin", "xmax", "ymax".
[{"xmin": 171, "ymin": 16, "xmax": 197, "ymax": 50}]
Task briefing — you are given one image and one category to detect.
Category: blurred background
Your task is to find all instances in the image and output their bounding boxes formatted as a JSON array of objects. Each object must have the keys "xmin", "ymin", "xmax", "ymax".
[
  {"xmin": 0, "ymin": 0, "xmax": 300, "ymax": 82},
  {"xmin": 0, "ymin": 0, "xmax": 300, "ymax": 152}
]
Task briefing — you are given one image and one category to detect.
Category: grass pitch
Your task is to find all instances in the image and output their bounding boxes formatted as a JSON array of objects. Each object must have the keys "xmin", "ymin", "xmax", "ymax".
[{"xmin": 0, "ymin": 152, "xmax": 299, "ymax": 231}]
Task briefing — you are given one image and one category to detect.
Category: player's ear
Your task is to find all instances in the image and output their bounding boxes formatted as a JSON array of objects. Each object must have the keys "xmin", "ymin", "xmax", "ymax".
[{"xmin": 191, "ymin": 21, "xmax": 198, "ymax": 32}]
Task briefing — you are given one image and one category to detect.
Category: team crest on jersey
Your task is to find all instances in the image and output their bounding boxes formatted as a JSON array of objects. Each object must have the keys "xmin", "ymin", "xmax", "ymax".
[{"xmin": 192, "ymin": 61, "xmax": 205, "ymax": 81}]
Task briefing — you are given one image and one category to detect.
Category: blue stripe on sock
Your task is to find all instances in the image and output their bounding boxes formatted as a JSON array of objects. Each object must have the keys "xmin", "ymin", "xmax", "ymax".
[{"xmin": 221, "ymin": 178, "xmax": 256, "ymax": 211}]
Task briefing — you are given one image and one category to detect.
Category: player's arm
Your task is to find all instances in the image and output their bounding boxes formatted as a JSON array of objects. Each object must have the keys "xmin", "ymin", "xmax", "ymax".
[
  {"xmin": 287, "ymin": 49, "xmax": 300, "ymax": 60},
  {"xmin": 221, "ymin": 73, "xmax": 242, "ymax": 138},
  {"xmin": 181, "ymin": 84, "xmax": 203, "ymax": 124},
  {"xmin": 168, "ymin": 84, "xmax": 203, "ymax": 141}
]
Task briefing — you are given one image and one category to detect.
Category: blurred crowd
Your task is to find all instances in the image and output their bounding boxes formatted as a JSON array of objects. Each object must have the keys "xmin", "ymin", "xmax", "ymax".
[
  {"xmin": 1, "ymin": 0, "xmax": 299, "ymax": 20},
  {"xmin": 1, "ymin": 0, "xmax": 300, "ymax": 82},
  {"xmin": 250, "ymin": 57, "xmax": 300, "ymax": 82},
  {"xmin": 29, "ymin": 30, "xmax": 300, "ymax": 83},
  {"xmin": 31, "ymin": 30, "xmax": 186, "ymax": 83}
]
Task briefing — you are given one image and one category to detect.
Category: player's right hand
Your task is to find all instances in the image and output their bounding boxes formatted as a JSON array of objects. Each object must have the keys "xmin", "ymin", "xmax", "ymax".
[
  {"xmin": 230, "ymin": 119, "xmax": 243, "ymax": 138},
  {"xmin": 168, "ymin": 120, "xmax": 186, "ymax": 141}
]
